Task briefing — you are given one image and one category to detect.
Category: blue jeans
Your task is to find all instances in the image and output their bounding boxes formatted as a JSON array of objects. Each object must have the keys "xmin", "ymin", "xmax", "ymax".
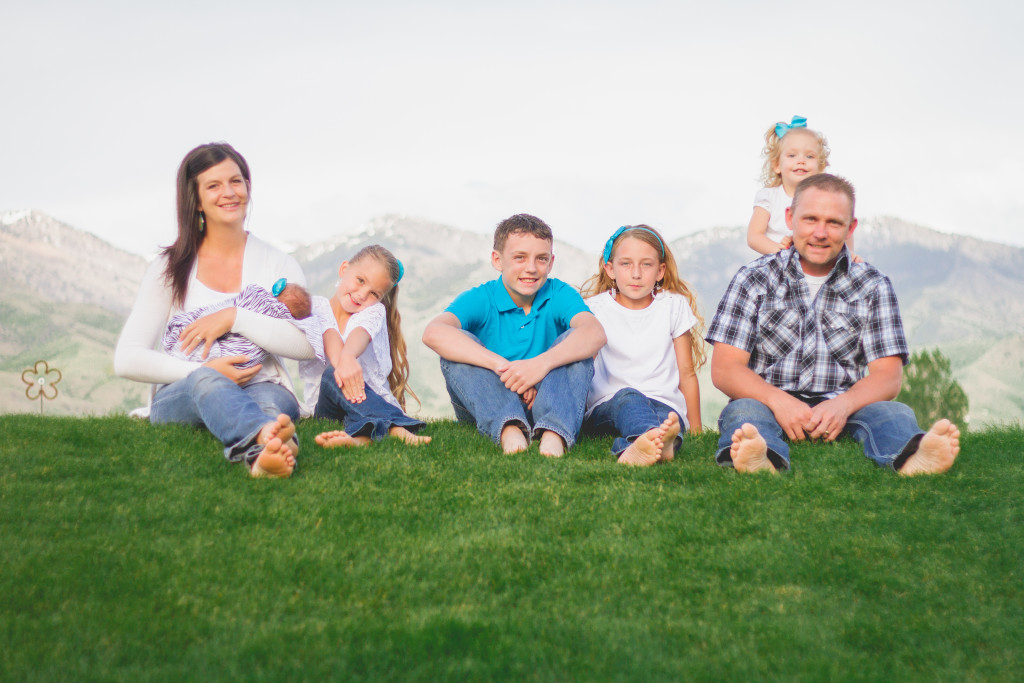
[
  {"xmin": 715, "ymin": 397, "xmax": 925, "ymax": 472},
  {"xmin": 585, "ymin": 388, "xmax": 684, "ymax": 457},
  {"xmin": 150, "ymin": 367, "xmax": 300, "ymax": 465},
  {"xmin": 440, "ymin": 332, "xmax": 594, "ymax": 448},
  {"xmin": 314, "ymin": 366, "xmax": 425, "ymax": 440}
]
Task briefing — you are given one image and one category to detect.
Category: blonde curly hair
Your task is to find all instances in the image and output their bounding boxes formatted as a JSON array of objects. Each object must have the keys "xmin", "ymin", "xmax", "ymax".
[{"xmin": 760, "ymin": 124, "xmax": 830, "ymax": 188}]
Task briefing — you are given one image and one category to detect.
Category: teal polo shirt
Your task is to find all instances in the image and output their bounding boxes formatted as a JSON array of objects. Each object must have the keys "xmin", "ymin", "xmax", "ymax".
[{"xmin": 445, "ymin": 277, "xmax": 590, "ymax": 361}]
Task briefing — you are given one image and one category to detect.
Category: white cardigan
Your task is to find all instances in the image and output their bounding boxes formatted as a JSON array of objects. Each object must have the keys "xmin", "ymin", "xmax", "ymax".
[{"xmin": 114, "ymin": 234, "xmax": 314, "ymax": 405}]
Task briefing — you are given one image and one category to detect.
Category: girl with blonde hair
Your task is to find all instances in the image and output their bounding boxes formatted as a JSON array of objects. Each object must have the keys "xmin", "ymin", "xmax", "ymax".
[{"xmin": 580, "ymin": 225, "xmax": 706, "ymax": 466}]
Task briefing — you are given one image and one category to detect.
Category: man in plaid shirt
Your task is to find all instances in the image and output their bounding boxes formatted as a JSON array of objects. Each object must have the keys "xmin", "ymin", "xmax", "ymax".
[{"xmin": 707, "ymin": 174, "xmax": 961, "ymax": 475}]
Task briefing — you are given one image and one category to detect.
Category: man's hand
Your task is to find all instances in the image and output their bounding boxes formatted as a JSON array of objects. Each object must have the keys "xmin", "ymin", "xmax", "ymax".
[
  {"xmin": 766, "ymin": 392, "xmax": 814, "ymax": 441},
  {"xmin": 804, "ymin": 396, "xmax": 854, "ymax": 441},
  {"xmin": 183, "ymin": 308, "xmax": 236, "ymax": 359},
  {"xmin": 204, "ymin": 355, "xmax": 260, "ymax": 385},
  {"xmin": 498, "ymin": 357, "xmax": 551, "ymax": 395}
]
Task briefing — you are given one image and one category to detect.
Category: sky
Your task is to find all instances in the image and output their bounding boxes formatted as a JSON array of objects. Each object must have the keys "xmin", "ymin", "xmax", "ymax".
[{"xmin": 3, "ymin": 1, "xmax": 1023, "ymax": 258}]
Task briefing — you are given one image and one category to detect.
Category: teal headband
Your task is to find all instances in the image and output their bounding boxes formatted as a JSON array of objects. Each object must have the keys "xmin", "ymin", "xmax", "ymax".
[
  {"xmin": 602, "ymin": 226, "xmax": 665, "ymax": 263},
  {"xmin": 396, "ymin": 259, "xmax": 404, "ymax": 283},
  {"xmin": 272, "ymin": 278, "xmax": 287, "ymax": 296},
  {"xmin": 775, "ymin": 115, "xmax": 807, "ymax": 139}
]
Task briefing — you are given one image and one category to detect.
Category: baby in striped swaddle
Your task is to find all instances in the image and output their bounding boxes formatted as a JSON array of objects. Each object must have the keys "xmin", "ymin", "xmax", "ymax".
[{"xmin": 163, "ymin": 279, "xmax": 325, "ymax": 370}]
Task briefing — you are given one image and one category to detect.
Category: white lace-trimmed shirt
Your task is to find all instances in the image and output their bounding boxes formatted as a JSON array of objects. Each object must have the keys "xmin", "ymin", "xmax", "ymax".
[{"xmin": 300, "ymin": 301, "xmax": 398, "ymax": 416}]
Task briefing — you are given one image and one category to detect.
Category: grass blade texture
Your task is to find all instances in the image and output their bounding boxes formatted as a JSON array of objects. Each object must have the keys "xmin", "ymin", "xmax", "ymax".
[{"xmin": 1, "ymin": 415, "xmax": 1021, "ymax": 681}]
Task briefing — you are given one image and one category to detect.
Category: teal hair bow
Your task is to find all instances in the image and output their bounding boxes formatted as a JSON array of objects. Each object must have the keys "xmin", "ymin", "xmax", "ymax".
[
  {"xmin": 775, "ymin": 115, "xmax": 807, "ymax": 139},
  {"xmin": 602, "ymin": 226, "xmax": 665, "ymax": 264},
  {"xmin": 272, "ymin": 278, "xmax": 287, "ymax": 296}
]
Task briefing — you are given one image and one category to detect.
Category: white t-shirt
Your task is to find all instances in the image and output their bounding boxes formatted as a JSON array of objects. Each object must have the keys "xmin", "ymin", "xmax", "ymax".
[
  {"xmin": 300, "ymin": 301, "xmax": 399, "ymax": 416},
  {"xmin": 753, "ymin": 185, "xmax": 793, "ymax": 243},
  {"xmin": 803, "ymin": 273, "xmax": 829, "ymax": 302},
  {"xmin": 585, "ymin": 290, "xmax": 698, "ymax": 428}
]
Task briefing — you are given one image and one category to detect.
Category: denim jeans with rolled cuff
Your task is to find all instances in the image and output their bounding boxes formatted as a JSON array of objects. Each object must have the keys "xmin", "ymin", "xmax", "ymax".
[
  {"xmin": 150, "ymin": 367, "xmax": 300, "ymax": 466},
  {"xmin": 314, "ymin": 365, "xmax": 425, "ymax": 440},
  {"xmin": 440, "ymin": 331, "xmax": 593, "ymax": 448},
  {"xmin": 585, "ymin": 388, "xmax": 684, "ymax": 457},
  {"xmin": 715, "ymin": 397, "xmax": 925, "ymax": 471}
]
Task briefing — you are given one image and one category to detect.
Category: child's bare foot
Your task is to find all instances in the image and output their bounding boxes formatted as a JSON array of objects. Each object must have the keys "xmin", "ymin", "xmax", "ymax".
[
  {"xmin": 539, "ymin": 430, "xmax": 565, "ymax": 458},
  {"xmin": 659, "ymin": 412, "xmax": 681, "ymax": 462},
  {"xmin": 899, "ymin": 419, "xmax": 960, "ymax": 476},
  {"xmin": 389, "ymin": 426, "xmax": 431, "ymax": 446},
  {"xmin": 618, "ymin": 427, "xmax": 663, "ymax": 467},
  {"xmin": 501, "ymin": 424, "xmax": 529, "ymax": 454},
  {"xmin": 250, "ymin": 437, "xmax": 296, "ymax": 478},
  {"xmin": 730, "ymin": 423, "xmax": 777, "ymax": 473},
  {"xmin": 315, "ymin": 430, "xmax": 371, "ymax": 448}
]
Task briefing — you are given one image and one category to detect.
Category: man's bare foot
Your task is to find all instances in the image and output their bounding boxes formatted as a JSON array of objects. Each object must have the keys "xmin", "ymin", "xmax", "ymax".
[
  {"xmin": 315, "ymin": 430, "xmax": 371, "ymax": 448},
  {"xmin": 659, "ymin": 412, "xmax": 681, "ymax": 462},
  {"xmin": 730, "ymin": 423, "xmax": 777, "ymax": 474},
  {"xmin": 251, "ymin": 437, "xmax": 296, "ymax": 478},
  {"xmin": 618, "ymin": 427, "xmax": 663, "ymax": 467},
  {"xmin": 501, "ymin": 424, "xmax": 529, "ymax": 454},
  {"xmin": 389, "ymin": 426, "xmax": 431, "ymax": 446},
  {"xmin": 539, "ymin": 430, "xmax": 565, "ymax": 458},
  {"xmin": 899, "ymin": 419, "xmax": 961, "ymax": 476}
]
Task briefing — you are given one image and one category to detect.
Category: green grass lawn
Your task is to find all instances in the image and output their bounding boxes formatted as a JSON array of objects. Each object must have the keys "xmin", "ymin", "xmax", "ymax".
[{"xmin": 2, "ymin": 415, "xmax": 1022, "ymax": 681}]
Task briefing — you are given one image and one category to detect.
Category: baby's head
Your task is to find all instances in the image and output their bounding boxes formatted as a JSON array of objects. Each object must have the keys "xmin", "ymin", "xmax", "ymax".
[
  {"xmin": 761, "ymin": 117, "xmax": 830, "ymax": 189},
  {"xmin": 272, "ymin": 279, "xmax": 313, "ymax": 319}
]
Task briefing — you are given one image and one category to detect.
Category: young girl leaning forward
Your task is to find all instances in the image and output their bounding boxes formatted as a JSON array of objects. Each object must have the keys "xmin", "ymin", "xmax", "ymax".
[
  {"xmin": 747, "ymin": 115, "xmax": 856, "ymax": 260},
  {"xmin": 581, "ymin": 225, "xmax": 707, "ymax": 466},
  {"xmin": 302, "ymin": 244, "xmax": 431, "ymax": 448}
]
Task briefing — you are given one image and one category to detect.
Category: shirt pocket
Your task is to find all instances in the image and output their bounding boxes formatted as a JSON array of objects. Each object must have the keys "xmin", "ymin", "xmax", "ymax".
[
  {"xmin": 757, "ymin": 307, "xmax": 801, "ymax": 358},
  {"xmin": 821, "ymin": 310, "xmax": 864, "ymax": 360}
]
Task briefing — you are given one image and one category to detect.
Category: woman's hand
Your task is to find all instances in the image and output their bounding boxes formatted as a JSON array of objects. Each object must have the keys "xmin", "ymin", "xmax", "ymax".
[
  {"xmin": 204, "ymin": 355, "xmax": 261, "ymax": 385},
  {"xmin": 182, "ymin": 308, "xmax": 237, "ymax": 359},
  {"xmin": 334, "ymin": 355, "xmax": 366, "ymax": 404}
]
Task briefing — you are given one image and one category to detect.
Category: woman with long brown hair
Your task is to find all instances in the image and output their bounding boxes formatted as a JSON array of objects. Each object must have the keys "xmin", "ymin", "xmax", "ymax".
[{"xmin": 115, "ymin": 142, "xmax": 313, "ymax": 478}]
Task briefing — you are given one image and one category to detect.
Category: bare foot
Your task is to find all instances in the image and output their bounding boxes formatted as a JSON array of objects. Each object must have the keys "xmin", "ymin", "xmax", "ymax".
[
  {"xmin": 389, "ymin": 426, "xmax": 432, "ymax": 446},
  {"xmin": 315, "ymin": 430, "xmax": 371, "ymax": 448},
  {"xmin": 659, "ymin": 412, "xmax": 681, "ymax": 462},
  {"xmin": 259, "ymin": 413, "xmax": 296, "ymax": 447},
  {"xmin": 730, "ymin": 423, "xmax": 777, "ymax": 474},
  {"xmin": 538, "ymin": 430, "xmax": 565, "ymax": 458},
  {"xmin": 501, "ymin": 424, "xmax": 529, "ymax": 454},
  {"xmin": 250, "ymin": 414, "xmax": 298, "ymax": 478},
  {"xmin": 899, "ymin": 419, "xmax": 961, "ymax": 476},
  {"xmin": 618, "ymin": 427, "xmax": 663, "ymax": 467},
  {"xmin": 251, "ymin": 437, "xmax": 296, "ymax": 478}
]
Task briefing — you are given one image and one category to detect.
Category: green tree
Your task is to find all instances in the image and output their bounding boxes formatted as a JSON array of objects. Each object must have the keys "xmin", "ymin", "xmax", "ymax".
[{"xmin": 897, "ymin": 348, "xmax": 969, "ymax": 431}]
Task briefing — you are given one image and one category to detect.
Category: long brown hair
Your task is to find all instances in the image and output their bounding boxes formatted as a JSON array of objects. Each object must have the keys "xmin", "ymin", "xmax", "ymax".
[
  {"xmin": 350, "ymin": 245, "xmax": 419, "ymax": 410},
  {"xmin": 161, "ymin": 142, "xmax": 252, "ymax": 307},
  {"xmin": 580, "ymin": 225, "xmax": 707, "ymax": 370}
]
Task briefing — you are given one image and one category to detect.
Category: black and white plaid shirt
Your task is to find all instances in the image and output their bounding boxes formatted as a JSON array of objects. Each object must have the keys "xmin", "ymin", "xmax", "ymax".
[{"xmin": 707, "ymin": 248, "xmax": 909, "ymax": 397}]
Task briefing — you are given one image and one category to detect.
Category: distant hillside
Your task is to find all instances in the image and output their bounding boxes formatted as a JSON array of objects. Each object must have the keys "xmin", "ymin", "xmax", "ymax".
[
  {"xmin": 0, "ymin": 210, "xmax": 149, "ymax": 415},
  {"xmin": 2, "ymin": 210, "xmax": 1022, "ymax": 425}
]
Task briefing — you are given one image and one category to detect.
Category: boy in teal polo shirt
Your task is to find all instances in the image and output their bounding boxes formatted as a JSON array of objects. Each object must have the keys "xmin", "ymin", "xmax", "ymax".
[{"xmin": 423, "ymin": 214, "xmax": 607, "ymax": 456}]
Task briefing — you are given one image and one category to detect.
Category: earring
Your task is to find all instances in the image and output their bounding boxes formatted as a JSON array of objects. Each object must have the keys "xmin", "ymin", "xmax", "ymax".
[{"xmin": 198, "ymin": 211, "xmax": 206, "ymax": 233}]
